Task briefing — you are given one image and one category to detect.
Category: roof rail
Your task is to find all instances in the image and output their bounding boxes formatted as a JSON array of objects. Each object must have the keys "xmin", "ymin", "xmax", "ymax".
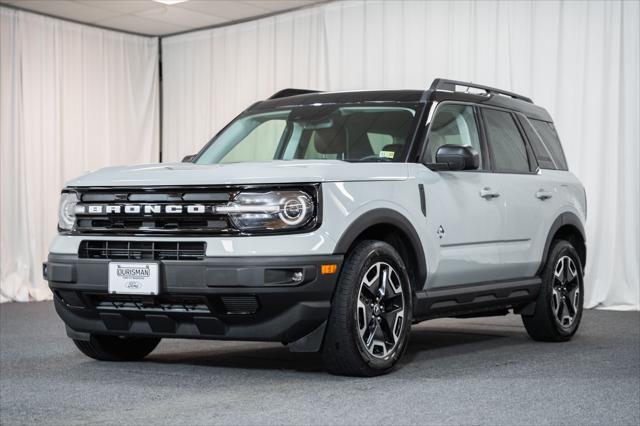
[
  {"xmin": 268, "ymin": 88, "xmax": 320, "ymax": 100},
  {"xmin": 429, "ymin": 78, "xmax": 533, "ymax": 103}
]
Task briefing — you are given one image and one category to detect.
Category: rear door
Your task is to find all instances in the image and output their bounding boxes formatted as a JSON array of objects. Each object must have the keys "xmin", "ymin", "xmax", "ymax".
[
  {"xmin": 479, "ymin": 107, "xmax": 551, "ymax": 279},
  {"xmin": 419, "ymin": 103, "xmax": 505, "ymax": 288}
]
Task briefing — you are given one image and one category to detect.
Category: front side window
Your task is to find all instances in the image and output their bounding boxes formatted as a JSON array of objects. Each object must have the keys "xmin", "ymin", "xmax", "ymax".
[
  {"xmin": 483, "ymin": 108, "xmax": 531, "ymax": 173},
  {"xmin": 195, "ymin": 105, "xmax": 417, "ymax": 164},
  {"xmin": 425, "ymin": 103, "xmax": 484, "ymax": 169}
]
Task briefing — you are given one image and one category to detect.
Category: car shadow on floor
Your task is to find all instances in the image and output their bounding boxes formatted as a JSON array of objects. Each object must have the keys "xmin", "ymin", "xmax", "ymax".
[
  {"xmin": 399, "ymin": 326, "xmax": 523, "ymax": 368},
  {"xmin": 143, "ymin": 325, "xmax": 523, "ymax": 374}
]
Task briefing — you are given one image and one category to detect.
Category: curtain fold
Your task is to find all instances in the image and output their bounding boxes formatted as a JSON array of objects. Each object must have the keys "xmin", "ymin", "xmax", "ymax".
[
  {"xmin": 0, "ymin": 8, "xmax": 159, "ymax": 302},
  {"xmin": 162, "ymin": 0, "xmax": 639, "ymax": 310}
]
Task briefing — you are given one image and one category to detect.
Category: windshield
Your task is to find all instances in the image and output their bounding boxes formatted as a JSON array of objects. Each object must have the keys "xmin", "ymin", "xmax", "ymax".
[{"xmin": 195, "ymin": 105, "xmax": 418, "ymax": 164}]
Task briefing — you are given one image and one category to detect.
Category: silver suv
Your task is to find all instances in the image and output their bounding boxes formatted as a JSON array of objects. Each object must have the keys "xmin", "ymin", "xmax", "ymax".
[{"xmin": 45, "ymin": 78, "xmax": 587, "ymax": 376}]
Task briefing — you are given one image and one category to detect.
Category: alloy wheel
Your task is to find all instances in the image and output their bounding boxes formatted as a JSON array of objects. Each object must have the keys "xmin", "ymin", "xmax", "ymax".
[
  {"xmin": 551, "ymin": 255, "xmax": 580, "ymax": 328},
  {"xmin": 356, "ymin": 262, "xmax": 406, "ymax": 359}
]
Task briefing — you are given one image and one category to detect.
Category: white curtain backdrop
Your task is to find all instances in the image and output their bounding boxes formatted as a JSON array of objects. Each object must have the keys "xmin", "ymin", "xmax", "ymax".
[
  {"xmin": 162, "ymin": 0, "xmax": 639, "ymax": 310},
  {"xmin": 0, "ymin": 8, "xmax": 159, "ymax": 302}
]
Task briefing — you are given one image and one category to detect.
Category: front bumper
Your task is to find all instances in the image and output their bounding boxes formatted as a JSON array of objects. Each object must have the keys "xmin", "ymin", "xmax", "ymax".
[{"xmin": 45, "ymin": 254, "xmax": 342, "ymax": 349}]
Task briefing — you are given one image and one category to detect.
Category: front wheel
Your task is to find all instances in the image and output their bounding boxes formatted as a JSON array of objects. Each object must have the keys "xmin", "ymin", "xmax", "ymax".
[
  {"xmin": 322, "ymin": 240, "xmax": 412, "ymax": 376},
  {"xmin": 522, "ymin": 239, "xmax": 584, "ymax": 341},
  {"xmin": 73, "ymin": 335, "xmax": 161, "ymax": 361}
]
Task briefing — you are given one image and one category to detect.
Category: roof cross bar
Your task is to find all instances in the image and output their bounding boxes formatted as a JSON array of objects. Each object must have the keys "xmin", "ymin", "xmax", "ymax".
[
  {"xmin": 268, "ymin": 88, "xmax": 321, "ymax": 99},
  {"xmin": 429, "ymin": 78, "xmax": 533, "ymax": 103}
]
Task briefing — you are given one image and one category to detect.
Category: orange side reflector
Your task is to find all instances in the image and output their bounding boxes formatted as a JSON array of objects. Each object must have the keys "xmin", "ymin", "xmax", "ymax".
[{"xmin": 321, "ymin": 264, "xmax": 338, "ymax": 275}]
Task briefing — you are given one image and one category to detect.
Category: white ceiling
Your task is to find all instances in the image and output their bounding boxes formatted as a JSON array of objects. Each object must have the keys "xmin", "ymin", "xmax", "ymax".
[{"xmin": 0, "ymin": 0, "xmax": 325, "ymax": 36}]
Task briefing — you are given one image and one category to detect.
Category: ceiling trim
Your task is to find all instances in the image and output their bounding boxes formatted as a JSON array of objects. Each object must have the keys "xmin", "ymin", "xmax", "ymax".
[
  {"xmin": 159, "ymin": 0, "xmax": 332, "ymax": 39},
  {"xmin": 0, "ymin": 1, "xmax": 333, "ymax": 39},
  {"xmin": 0, "ymin": 3, "xmax": 153, "ymax": 38}
]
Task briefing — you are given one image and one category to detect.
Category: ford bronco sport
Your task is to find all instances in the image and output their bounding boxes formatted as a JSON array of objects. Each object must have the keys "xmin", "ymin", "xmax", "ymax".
[{"xmin": 45, "ymin": 79, "xmax": 587, "ymax": 376}]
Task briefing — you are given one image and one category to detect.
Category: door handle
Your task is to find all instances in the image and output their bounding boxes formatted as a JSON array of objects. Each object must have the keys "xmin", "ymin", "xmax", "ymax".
[
  {"xmin": 479, "ymin": 187, "xmax": 500, "ymax": 199},
  {"xmin": 535, "ymin": 190, "xmax": 553, "ymax": 201}
]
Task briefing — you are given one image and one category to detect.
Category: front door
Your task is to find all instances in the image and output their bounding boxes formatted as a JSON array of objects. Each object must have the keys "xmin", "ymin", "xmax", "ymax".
[{"xmin": 419, "ymin": 103, "xmax": 505, "ymax": 288}]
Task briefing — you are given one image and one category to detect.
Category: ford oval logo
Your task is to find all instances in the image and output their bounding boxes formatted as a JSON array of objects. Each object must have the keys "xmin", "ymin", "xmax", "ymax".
[{"xmin": 125, "ymin": 281, "xmax": 142, "ymax": 289}]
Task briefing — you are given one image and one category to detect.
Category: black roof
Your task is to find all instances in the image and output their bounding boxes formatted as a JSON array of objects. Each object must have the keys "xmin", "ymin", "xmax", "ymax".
[
  {"xmin": 429, "ymin": 90, "xmax": 552, "ymax": 122},
  {"xmin": 251, "ymin": 79, "xmax": 553, "ymax": 122},
  {"xmin": 253, "ymin": 90, "xmax": 426, "ymax": 109}
]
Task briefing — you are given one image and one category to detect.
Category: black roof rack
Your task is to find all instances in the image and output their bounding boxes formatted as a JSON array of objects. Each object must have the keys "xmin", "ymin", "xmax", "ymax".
[
  {"xmin": 268, "ymin": 88, "xmax": 321, "ymax": 100},
  {"xmin": 429, "ymin": 78, "xmax": 533, "ymax": 103}
]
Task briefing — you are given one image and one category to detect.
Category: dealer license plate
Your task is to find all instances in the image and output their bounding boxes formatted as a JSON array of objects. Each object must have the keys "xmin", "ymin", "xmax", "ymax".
[{"xmin": 108, "ymin": 262, "xmax": 159, "ymax": 295}]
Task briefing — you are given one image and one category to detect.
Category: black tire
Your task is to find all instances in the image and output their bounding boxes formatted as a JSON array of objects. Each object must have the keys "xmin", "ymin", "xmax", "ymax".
[
  {"xmin": 322, "ymin": 240, "xmax": 412, "ymax": 376},
  {"xmin": 73, "ymin": 335, "xmax": 161, "ymax": 361},
  {"xmin": 522, "ymin": 239, "xmax": 584, "ymax": 342}
]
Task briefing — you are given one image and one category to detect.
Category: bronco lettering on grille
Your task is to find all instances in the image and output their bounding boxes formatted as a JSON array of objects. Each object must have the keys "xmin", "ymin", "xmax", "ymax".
[{"xmin": 75, "ymin": 204, "xmax": 215, "ymax": 214}]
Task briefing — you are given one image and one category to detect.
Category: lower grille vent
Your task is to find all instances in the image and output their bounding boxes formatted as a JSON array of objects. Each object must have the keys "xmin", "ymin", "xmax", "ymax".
[
  {"xmin": 221, "ymin": 296, "xmax": 259, "ymax": 314},
  {"xmin": 91, "ymin": 295, "xmax": 210, "ymax": 313},
  {"xmin": 79, "ymin": 241, "xmax": 206, "ymax": 261}
]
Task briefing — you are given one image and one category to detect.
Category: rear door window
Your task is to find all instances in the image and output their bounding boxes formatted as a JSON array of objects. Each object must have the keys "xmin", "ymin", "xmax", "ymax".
[{"xmin": 482, "ymin": 108, "xmax": 531, "ymax": 173}]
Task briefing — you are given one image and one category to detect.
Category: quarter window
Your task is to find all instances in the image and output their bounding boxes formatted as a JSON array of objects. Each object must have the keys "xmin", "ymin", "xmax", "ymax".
[
  {"xmin": 426, "ymin": 104, "xmax": 483, "ymax": 169},
  {"xmin": 530, "ymin": 119, "xmax": 568, "ymax": 170},
  {"xmin": 518, "ymin": 116, "xmax": 557, "ymax": 169},
  {"xmin": 483, "ymin": 109, "xmax": 531, "ymax": 173}
]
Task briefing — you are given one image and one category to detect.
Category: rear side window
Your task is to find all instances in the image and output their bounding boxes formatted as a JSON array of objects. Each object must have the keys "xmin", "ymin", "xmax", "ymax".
[
  {"xmin": 483, "ymin": 109, "xmax": 531, "ymax": 173},
  {"xmin": 530, "ymin": 120, "xmax": 568, "ymax": 170}
]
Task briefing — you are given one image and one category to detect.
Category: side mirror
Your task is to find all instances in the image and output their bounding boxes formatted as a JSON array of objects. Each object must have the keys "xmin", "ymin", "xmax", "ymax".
[
  {"xmin": 434, "ymin": 145, "xmax": 479, "ymax": 171},
  {"xmin": 182, "ymin": 155, "xmax": 195, "ymax": 163}
]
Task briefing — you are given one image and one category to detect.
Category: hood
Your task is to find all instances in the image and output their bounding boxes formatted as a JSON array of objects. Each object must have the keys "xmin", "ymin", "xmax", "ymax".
[{"xmin": 65, "ymin": 160, "xmax": 409, "ymax": 187}]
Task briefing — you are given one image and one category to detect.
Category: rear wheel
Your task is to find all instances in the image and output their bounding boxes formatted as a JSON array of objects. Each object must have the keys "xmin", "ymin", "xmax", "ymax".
[
  {"xmin": 522, "ymin": 239, "xmax": 584, "ymax": 341},
  {"xmin": 322, "ymin": 240, "xmax": 412, "ymax": 376},
  {"xmin": 73, "ymin": 335, "xmax": 161, "ymax": 361}
]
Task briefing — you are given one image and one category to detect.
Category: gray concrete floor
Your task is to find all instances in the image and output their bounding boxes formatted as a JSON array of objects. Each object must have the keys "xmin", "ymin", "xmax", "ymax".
[{"xmin": 0, "ymin": 302, "xmax": 638, "ymax": 425}]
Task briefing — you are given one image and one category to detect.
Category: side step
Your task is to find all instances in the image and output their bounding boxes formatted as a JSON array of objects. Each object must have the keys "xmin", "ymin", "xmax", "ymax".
[{"xmin": 413, "ymin": 277, "xmax": 541, "ymax": 321}]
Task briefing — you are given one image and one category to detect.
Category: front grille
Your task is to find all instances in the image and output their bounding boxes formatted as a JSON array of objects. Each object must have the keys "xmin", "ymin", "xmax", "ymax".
[
  {"xmin": 73, "ymin": 187, "xmax": 236, "ymax": 235},
  {"xmin": 79, "ymin": 240, "xmax": 206, "ymax": 260},
  {"xmin": 70, "ymin": 185, "xmax": 319, "ymax": 235}
]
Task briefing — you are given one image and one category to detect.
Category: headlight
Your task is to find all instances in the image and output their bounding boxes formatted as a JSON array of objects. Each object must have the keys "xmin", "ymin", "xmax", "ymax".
[
  {"xmin": 58, "ymin": 191, "xmax": 79, "ymax": 231},
  {"xmin": 219, "ymin": 190, "xmax": 315, "ymax": 231}
]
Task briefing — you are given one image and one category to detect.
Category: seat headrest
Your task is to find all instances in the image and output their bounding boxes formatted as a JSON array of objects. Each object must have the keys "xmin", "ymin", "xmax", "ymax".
[
  {"xmin": 314, "ymin": 127, "xmax": 347, "ymax": 154},
  {"xmin": 432, "ymin": 111, "xmax": 457, "ymax": 132}
]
